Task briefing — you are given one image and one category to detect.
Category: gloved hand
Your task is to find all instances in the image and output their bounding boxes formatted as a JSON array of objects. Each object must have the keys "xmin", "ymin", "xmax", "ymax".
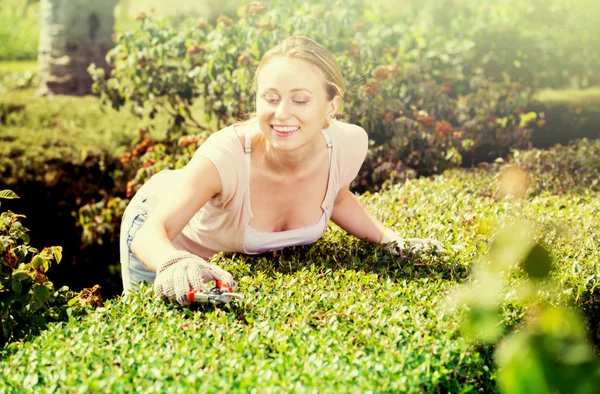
[
  {"xmin": 406, "ymin": 237, "xmax": 446, "ymax": 253},
  {"xmin": 154, "ymin": 251, "xmax": 236, "ymax": 306},
  {"xmin": 381, "ymin": 230, "xmax": 446, "ymax": 255}
]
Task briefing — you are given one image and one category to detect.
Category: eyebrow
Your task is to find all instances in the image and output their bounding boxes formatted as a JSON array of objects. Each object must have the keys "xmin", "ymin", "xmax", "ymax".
[{"xmin": 263, "ymin": 88, "xmax": 313, "ymax": 94}]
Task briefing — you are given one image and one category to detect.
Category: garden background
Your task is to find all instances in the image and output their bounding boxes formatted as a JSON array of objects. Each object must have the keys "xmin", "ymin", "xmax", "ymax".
[{"xmin": 1, "ymin": 0, "xmax": 600, "ymax": 392}]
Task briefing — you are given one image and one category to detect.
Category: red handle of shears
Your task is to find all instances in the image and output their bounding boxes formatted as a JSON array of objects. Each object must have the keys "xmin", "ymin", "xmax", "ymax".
[
  {"xmin": 187, "ymin": 280, "xmax": 233, "ymax": 302},
  {"xmin": 215, "ymin": 280, "xmax": 234, "ymax": 292}
]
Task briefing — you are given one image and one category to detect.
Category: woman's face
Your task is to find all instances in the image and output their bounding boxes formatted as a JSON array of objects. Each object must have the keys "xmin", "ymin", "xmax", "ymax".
[{"xmin": 255, "ymin": 56, "xmax": 339, "ymax": 154}]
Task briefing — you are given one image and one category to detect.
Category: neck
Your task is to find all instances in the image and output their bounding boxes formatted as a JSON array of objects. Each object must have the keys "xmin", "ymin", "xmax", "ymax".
[{"xmin": 260, "ymin": 132, "xmax": 324, "ymax": 176}]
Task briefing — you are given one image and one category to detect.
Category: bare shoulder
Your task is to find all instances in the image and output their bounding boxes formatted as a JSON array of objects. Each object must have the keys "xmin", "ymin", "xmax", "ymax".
[
  {"xmin": 232, "ymin": 121, "xmax": 258, "ymax": 149},
  {"xmin": 328, "ymin": 120, "xmax": 368, "ymax": 143}
]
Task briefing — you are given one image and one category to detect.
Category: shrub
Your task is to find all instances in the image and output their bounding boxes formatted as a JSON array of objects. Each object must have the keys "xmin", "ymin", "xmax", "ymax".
[
  {"xmin": 528, "ymin": 95, "xmax": 600, "ymax": 149},
  {"xmin": 92, "ymin": 0, "xmax": 540, "ymax": 192},
  {"xmin": 0, "ymin": 88, "xmax": 158, "ymax": 299},
  {"xmin": 0, "ymin": 125, "xmax": 123, "ymax": 296},
  {"xmin": 0, "ymin": 190, "xmax": 75, "ymax": 346},
  {"xmin": 75, "ymin": 0, "xmax": 595, "ymax": 299},
  {"xmin": 345, "ymin": 67, "xmax": 537, "ymax": 192}
]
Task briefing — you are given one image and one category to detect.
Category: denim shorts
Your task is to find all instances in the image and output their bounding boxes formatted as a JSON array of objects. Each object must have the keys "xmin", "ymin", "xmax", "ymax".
[{"xmin": 119, "ymin": 194, "xmax": 157, "ymax": 293}]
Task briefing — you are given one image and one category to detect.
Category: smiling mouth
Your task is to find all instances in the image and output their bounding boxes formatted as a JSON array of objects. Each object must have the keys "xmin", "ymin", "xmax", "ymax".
[{"xmin": 272, "ymin": 125, "xmax": 300, "ymax": 133}]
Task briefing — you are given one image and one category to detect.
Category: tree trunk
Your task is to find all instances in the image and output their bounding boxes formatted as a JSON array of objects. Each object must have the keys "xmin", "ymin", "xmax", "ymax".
[{"xmin": 37, "ymin": 0, "xmax": 116, "ymax": 96}]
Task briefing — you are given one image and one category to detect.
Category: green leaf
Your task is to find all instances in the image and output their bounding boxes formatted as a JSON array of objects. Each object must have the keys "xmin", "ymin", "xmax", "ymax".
[
  {"xmin": 51, "ymin": 246, "xmax": 63, "ymax": 264},
  {"xmin": 11, "ymin": 279, "xmax": 22, "ymax": 294},
  {"xmin": 496, "ymin": 334, "xmax": 550, "ymax": 394},
  {"xmin": 20, "ymin": 232, "xmax": 30, "ymax": 244},
  {"xmin": 33, "ymin": 284, "xmax": 50, "ymax": 303},
  {"xmin": 462, "ymin": 306, "xmax": 502, "ymax": 343},
  {"xmin": 12, "ymin": 270, "xmax": 29, "ymax": 281},
  {"xmin": 0, "ymin": 190, "xmax": 19, "ymax": 199},
  {"xmin": 489, "ymin": 223, "xmax": 535, "ymax": 271},
  {"xmin": 521, "ymin": 244, "xmax": 553, "ymax": 280},
  {"xmin": 251, "ymin": 40, "xmax": 260, "ymax": 59},
  {"xmin": 32, "ymin": 256, "xmax": 43, "ymax": 270}
]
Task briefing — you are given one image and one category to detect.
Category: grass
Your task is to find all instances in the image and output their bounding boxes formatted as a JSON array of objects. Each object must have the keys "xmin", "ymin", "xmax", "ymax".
[
  {"xmin": 0, "ymin": 145, "xmax": 599, "ymax": 391},
  {"xmin": 0, "ymin": 60, "xmax": 37, "ymax": 74},
  {"xmin": 535, "ymin": 87, "xmax": 600, "ymax": 113}
]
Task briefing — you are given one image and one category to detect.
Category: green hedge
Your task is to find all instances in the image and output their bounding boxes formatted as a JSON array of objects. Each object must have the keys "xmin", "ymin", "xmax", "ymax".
[{"xmin": 2, "ymin": 145, "xmax": 600, "ymax": 391}]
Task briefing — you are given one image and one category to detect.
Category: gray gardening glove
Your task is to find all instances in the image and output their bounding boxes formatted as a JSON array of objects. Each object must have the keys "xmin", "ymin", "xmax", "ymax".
[
  {"xmin": 154, "ymin": 251, "xmax": 236, "ymax": 306},
  {"xmin": 382, "ymin": 230, "xmax": 446, "ymax": 255},
  {"xmin": 406, "ymin": 238, "xmax": 446, "ymax": 253}
]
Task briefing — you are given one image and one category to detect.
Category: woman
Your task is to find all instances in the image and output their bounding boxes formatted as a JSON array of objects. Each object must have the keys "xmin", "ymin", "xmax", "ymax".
[{"xmin": 120, "ymin": 36, "xmax": 443, "ymax": 306}]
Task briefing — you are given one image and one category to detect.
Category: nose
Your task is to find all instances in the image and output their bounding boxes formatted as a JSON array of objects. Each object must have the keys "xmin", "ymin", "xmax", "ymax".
[{"xmin": 274, "ymin": 100, "xmax": 291, "ymax": 120}]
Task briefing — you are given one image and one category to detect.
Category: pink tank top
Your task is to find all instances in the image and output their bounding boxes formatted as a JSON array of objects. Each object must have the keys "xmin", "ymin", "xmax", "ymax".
[{"xmin": 243, "ymin": 129, "xmax": 333, "ymax": 254}]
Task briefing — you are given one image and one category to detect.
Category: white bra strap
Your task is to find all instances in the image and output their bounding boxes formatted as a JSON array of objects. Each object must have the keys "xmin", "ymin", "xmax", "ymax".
[
  {"xmin": 244, "ymin": 130, "xmax": 252, "ymax": 180},
  {"xmin": 321, "ymin": 129, "xmax": 333, "ymax": 161}
]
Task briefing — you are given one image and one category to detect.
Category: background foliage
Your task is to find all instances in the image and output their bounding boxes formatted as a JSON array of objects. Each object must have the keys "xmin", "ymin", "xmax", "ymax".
[
  {"xmin": 93, "ymin": 0, "xmax": 540, "ymax": 191},
  {"xmin": 3, "ymin": 0, "xmax": 599, "ymax": 89},
  {"xmin": 0, "ymin": 0, "xmax": 242, "ymax": 61},
  {"xmin": 0, "ymin": 191, "xmax": 93, "ymax": 347},
  {"xmin": 383, "ymin": 0, "xmax": 600, "ymax": 89}
]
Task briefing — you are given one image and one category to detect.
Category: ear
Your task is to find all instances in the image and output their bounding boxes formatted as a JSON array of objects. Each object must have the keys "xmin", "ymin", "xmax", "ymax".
[{"xmin": 328, "ymin": 95, "xmax": 341, "ymax": 118}]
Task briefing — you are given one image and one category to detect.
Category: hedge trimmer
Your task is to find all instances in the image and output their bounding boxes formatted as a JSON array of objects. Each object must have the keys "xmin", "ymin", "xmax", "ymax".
[{"xmin": 187, "ymin": 280, "xmax": 244, "ymax": 304}]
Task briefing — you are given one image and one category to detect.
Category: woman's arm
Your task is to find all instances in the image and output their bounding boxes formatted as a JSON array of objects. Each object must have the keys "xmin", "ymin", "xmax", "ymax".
[
  {"xmin": 130, "ymin": 155, "xmax": 222, "ymax": 272},
  {"xmin": 330, "ymin": 186, "xmax": 389, "ymax": 243},
  {"xmin": 330, "ymin": 186, "xmax": 445, "ymax": 251}
]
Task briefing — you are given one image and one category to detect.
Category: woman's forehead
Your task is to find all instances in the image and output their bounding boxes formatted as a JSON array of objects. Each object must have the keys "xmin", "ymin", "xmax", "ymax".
[{"xmin": 257, "ymin": 56, "xmax": 327, "ymax": 93}]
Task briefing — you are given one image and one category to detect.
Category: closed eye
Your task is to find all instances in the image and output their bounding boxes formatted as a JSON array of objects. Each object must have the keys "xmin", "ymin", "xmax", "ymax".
[
  {"xmin": 261, "ymin": 94, "xmax": 308, "ymax": 105},
  {"xmin": 261, "ymin": 94, "xmax": 279, "ymax": 104}
]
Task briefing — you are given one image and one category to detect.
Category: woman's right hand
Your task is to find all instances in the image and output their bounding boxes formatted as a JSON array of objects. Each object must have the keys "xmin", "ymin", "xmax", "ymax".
[{"xmin": 153, "ymin": 251, "xmax": 236, "ymax": 306}]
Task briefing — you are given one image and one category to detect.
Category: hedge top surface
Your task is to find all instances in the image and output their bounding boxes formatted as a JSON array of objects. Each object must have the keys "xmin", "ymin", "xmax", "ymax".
[{"xmin": 2, "ymin": 148, "xmax": 599, "ymax": 392}]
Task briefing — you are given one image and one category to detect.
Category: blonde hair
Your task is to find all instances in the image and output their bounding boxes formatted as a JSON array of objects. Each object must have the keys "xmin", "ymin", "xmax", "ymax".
[{"xmin": 253, "ymin": 36, "xmax": 345, "ymax": 101}]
